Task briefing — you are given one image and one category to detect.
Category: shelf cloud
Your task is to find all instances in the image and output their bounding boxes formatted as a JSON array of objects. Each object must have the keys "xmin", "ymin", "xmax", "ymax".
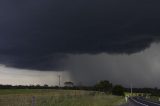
[{"xmin": 0, "ymin": 0, "xmax": 160, "ymax": 70}]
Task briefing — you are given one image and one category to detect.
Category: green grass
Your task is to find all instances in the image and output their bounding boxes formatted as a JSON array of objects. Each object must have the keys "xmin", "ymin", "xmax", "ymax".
[
  {"xmin": 0, "ymin": 89, "xmax": 125, "ymax": 106},
  {"xmin": 124, "ymin": 92, "xmax": 145, "ymax": 97}
]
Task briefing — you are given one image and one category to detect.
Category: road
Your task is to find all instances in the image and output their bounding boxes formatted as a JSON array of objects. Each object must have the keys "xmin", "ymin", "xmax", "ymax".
[{"xmin": 122, "ymin": 97, "xmax": 160, "ymax": 106}]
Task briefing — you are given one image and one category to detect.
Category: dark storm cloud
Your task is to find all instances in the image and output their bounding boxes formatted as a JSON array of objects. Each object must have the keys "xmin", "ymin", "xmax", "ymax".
[
  {"xmin": 66, "ymin": 44, "xmax": 160, "ymax": 87},
  {"xmin": 0, "ymin": 0, "xmax": 160, "ymax": 70}
]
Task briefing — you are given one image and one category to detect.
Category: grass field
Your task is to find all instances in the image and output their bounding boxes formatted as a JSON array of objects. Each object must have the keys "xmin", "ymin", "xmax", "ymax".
[{"xmin": 0, "ymin": 89, "xmax": 125, "ymax": 106}]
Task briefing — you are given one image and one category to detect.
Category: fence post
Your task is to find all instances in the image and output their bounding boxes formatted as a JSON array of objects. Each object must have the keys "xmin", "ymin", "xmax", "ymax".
[{"xmin": 32, "ymin": 96, "xmax": 35, "ymax": 106}]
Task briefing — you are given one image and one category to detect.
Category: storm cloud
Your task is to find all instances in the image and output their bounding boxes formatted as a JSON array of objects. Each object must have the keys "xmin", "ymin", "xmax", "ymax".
[
  {"xmin": 66, "ymin": 43, "xmax": 160, "ymax": 87},
  {"xmin": 0, "ymin": 0, "xmax": 160, "ymax": 70}
]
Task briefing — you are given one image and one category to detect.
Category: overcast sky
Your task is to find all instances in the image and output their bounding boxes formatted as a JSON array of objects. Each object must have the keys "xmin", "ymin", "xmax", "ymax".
[{"xmin": 0, "ymin": 0, "xmax": 160, "ymax": 87}]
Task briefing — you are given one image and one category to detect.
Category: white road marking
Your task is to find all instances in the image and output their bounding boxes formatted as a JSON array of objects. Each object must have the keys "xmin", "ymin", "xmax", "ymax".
[
  {"xmin": 137, "ymin": 98, "xmax": 160, "ymax": 106},
  {"xmin": 131, "ymin": 98, "xmax": 148, "ymax": 106}
]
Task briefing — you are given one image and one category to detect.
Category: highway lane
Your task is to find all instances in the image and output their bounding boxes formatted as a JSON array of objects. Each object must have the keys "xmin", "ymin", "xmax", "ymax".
[
  {"xmin": 133, "ymin": 97, "xmax": 160, "ymax": 106},
  {"xmin": 122, "ymin": 97, "xmax": 160, "ymax": 106},
  {"xmin": 122, "ymin": 98, "xmax": 144, "ymax": 106},
  {"xmin": 122, "ymin": 98, "xmax": 148, "ymax": 106}
]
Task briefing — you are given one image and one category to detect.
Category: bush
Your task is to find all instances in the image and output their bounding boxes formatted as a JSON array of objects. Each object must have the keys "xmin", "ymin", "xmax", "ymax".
[
  {"xmin": 94, "ymin": 80, "xmax": 112, "ymax": 92},
  {"xmin": 112, "ymin": 85, "xmax": 125, "ymax": 96}
]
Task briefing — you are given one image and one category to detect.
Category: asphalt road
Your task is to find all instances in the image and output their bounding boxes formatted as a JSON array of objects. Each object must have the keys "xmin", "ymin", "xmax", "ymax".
[{"xmin": 122, "ymin": 97, "xmax": 160, "ymax": 106}]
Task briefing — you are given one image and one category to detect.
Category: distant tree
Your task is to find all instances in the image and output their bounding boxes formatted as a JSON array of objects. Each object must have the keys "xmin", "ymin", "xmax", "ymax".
[
  {"xmin": 64, "ymin": 81, "xmax": 74, "ymax": 87},
  {"xmin": 151, "ymin": 87, "xmax": 160, "ymax": 96},
  {"xmin": 95, "ymin": 80, "xmax": 112, "ymax": 92},
  {"xmin": 36, "ymin": 84, "xmax": 40, "ymax": 87},
  {"xmin": 35, "ymin": 84, "xmax": 41, "ymax": 89},
  {"xmin": 44, "ymin": 84, "xmax": 49, "ymax": 88},
  {"xmin": 112, "ymin": 85, "xmax": 125, "ymax": 96}
]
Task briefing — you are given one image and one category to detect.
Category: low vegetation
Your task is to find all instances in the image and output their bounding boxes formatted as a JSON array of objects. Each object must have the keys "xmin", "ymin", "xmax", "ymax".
[
  {"xmin": 0, "ymin": 89, "xmax": 125, "ymax": 106},
  {"xmin": 0, "ymin": 80, "xmax": 127, "ymax": 106}
]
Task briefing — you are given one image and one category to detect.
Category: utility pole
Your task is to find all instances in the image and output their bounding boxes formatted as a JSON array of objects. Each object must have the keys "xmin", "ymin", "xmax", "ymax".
[
  {"xmin": 58, "ymin": 75, "xmax": 61, "ymax": 87},
  {"xmin": 131, "ymin": 83, "xmax": 133, "ymax": 96}
]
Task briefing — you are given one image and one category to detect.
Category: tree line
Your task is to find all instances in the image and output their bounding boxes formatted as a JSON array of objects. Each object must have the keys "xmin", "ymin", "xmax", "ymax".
[
  {"xmin": 0, "ymin": 80, "xmax": 125, "ymax": 96},
  {"xmin": 1, "ymin": 81, "xmax": 159, "ymax": 96}
]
